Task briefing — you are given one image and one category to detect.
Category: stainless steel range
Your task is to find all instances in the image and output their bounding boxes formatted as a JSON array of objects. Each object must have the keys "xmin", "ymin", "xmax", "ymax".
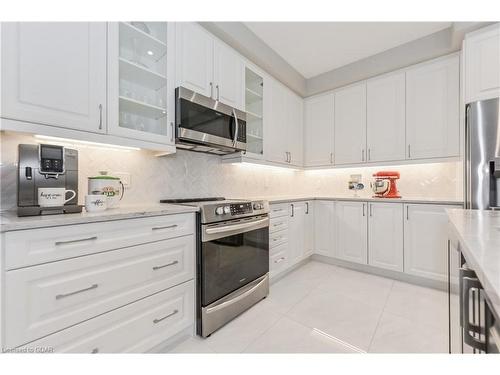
[{"xmin": 160, "ymin": 197, "xmax": 270, "ymax": 337}]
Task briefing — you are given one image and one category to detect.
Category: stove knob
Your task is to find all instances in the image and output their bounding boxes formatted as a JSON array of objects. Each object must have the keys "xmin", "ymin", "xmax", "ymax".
[
  {"xmin": 253, "ymin": 203, "xmax": 262, "ymax": 210},
  {"xmin": 215, "ymin": 206, "xmax": 224, "ymax": 215},
  {"xmin": 223, "ymin": 206, "xmax": 231, "ymax": 214}
]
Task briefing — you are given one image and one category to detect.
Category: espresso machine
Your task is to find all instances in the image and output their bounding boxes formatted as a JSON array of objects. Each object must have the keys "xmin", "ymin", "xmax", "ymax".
[{"xmin": 17, "ymin": 143, "xmax": 82, "ymax": 216}]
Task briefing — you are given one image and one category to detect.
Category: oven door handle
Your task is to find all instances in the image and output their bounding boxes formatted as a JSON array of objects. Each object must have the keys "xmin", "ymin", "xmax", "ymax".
[{"xmin": 205, "ymin": 218, "xmax": 268, "ymax": 235}]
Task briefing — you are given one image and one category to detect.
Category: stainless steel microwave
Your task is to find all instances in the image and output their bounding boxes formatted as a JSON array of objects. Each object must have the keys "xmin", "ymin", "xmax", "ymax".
[{"xmin": 175, "ymin": 87, "xmax": 246, "ymax": 155}]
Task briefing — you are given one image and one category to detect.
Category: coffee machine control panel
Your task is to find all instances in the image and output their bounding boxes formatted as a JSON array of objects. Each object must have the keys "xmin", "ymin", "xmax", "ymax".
[{"xmin": 39, "ymin": 144, "xmax": 65, "ymax": 174}]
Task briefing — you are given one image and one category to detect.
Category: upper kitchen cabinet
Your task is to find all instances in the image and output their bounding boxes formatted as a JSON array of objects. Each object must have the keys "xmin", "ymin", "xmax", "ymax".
[
  {"xmin": 1, "ymin": 22, "xmax": 107, "ymax": 133},
  {"xmin": 304, "ymin": 93, "xmax": 334, "ymax": 167},
  {"xmin": 175, "ymin": 22, "xmax": 244, "ymax": 110},
  {"xmin": 107, "ymin": 22, "xmax": 175, "ymax": 145},
  {"xmin": 265, "ymin": 80, "xmax": 289, "ymax": 165},
  {"xmin": 464, "ymin": 23, "xmax": 500, "ymax": 103},
  {"xmin": 286, "ymin": 91, "xmax": 304, "ymax": 167},
  {"xmin": 366, "ymin": 72, "xmax": 406, "ymax": 162},
  {"xmin": 406, "ymin": 54, "xmax": 460, "ymax": 160},
  {"xmin": 334, "ymin": 82, "xmax": 367, "ymax": 165}
]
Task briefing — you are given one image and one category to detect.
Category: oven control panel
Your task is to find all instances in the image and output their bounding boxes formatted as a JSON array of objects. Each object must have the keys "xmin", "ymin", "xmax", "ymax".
[
  {"xmin": 209, "ymin": 200, "xmax": 269, "ymax": 222},
  {"xmin": 230, "ymin": 202, "xmax": 252, "ymax": 216}
]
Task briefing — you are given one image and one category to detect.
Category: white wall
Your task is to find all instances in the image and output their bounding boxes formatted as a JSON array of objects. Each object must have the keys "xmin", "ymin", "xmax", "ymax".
[{"xmin": 0, "ymin": 131, "xmax": 463, "ymax": 210}]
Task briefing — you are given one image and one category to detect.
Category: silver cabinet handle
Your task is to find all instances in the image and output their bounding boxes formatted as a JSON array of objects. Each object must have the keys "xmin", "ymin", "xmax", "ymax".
[
  {"xmin": 274, "ymin": 257, "xmax": 286, "ymax": 264},
  {"xmin": 91, "ymin": 348, "xmax": 99, "ymax": 354},
  {"xmin": 170, "ymin": 122, "xmax": 175, "ymax": 143},
  {"xmin": 362, "ymin": 149, "xmax": 365, "ymax": 162},
  {"xmin": 153, "ymin": 309, "xmax": 179, "ymax": 324},
  {"xmin": 272, "ymin": 236, "xmax": 282, "ymax": 242},
  {"xmin": 289, "ymin": 152, "xmax": 292, "ymax": 164},
  {"xmin": 408, "ymin": 144, "xmax": 411, "ymax": 158},
  {"xmin": 406, "ymin": 206, "xmax": 409, "ymax": 220},
  {"xmin": 368, "ymin": 148, "xmax": 371, "ymax": 161},
  {"xmin": 290, "ymin": 204, "xmax": 294, "ymax": 217},
  {"xmin": 362, "ymin": 203, "xmax": 365, "ymax": 217},
  {"xmin": 330, "ymin": 152, "xmax": 334, "ymax": 164},
  {"xmin": 98, "ymin": 104, "xmax": 103, "ymax": 130},
  {"xmin": 369, "ymin": 204, "xmax": 373, "ymax": 217},
  {"xmin": 216, "ymin": 84, "xmax": 220, "ymax": 101},
  {"xmin": 55, "ymin": 236, "xmax": 98, "ymax": 246},
  {"xmin": 272, "ymin": 222, "xmax": 284, "ymax": 227},
  {"xmin": 152, "ymin": 224, "xmax": 178, "ymax": 231},
  {"xmin": 306, "ymin": 202, "xmax": 309, "ymax": 214},
  {"xmin": 209, "ymin": 82, "xmax": 213, "ymax": 98},
  {"xmin": 55, "ymin": 284, "xmax": 98, "ymax": 300},
  {"xmin": 152, "ymin": 260, "xmax": 178, "ymax": 270}
]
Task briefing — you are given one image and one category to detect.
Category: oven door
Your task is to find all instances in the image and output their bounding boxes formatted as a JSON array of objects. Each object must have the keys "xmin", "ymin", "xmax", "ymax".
[
  {"xmin": 200, "ymin": 215, "xmax": 269, "ymax": 306},
  {"xmin": 175, "ymin": 87, "xmax": 246, "ymax": 151}
]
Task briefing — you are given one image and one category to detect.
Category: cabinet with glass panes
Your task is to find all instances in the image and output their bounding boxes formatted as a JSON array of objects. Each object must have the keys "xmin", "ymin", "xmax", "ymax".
[
  {"xmin": 108, "ymin": 22, "xmax": 174, "ymax": 145},
  {"xmin": 244, "ymin": 67, "xmax": 264, "ymax": 156}
]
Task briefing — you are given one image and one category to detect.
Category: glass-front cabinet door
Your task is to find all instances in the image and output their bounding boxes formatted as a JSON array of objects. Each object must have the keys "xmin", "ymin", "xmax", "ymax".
[
  {"xmin": 244, "ymin": 66, "xmax": 264, "ymax": 158},
  {"xmin": 107, "ymin": 22, "xmax": 175, "ymax": 145}
]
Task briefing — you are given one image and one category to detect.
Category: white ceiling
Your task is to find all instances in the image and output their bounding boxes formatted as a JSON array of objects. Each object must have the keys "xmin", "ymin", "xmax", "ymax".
[{"xmin": 244, "ymin": 22, "xmax": 452, "ymax": 78}]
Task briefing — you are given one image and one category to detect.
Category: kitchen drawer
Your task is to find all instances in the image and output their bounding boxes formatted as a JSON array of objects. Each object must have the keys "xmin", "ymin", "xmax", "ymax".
[
  {"xmin": 269, "ymin": 216, "xmax": 288, "ymax": 234},
  {"xmin": 20, "ymin": 280, "xmax": 194, "ymax": 353},
  {"xmin": 4, "ymin": 213, "xmax": 195, "ymax": 270},
  {"xmin": 270, "ymin": 245, "xmax": 289, "ymax": 276},
  {"xmin": 270, "ymin": 230, "xmax": 288, "ymax": 249},
  {"xmin": 269, "ymin": 203, "xmax": 289, "ymax": 219},
  {"xmin": 4, "ymin": 235, "xmax": 195, "ymax": 348}
]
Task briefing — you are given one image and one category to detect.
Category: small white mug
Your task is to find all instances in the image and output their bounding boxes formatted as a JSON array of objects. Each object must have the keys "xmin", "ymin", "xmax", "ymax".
[
  {"xmin": 85, "ymin": 195, "xmax": 107, "ymax": 212},
  {"xmin": 38, "ymin": 188, "xmax": 76, "ymax": 207}
]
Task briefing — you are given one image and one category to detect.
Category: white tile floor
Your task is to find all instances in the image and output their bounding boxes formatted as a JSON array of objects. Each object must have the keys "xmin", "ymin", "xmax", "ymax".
[{"xmin": 168, "ymin": 261, "xmax": 449, "ymax": 353}]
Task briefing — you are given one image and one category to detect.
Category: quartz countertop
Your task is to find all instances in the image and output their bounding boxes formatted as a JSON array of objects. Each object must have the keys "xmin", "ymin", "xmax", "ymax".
[
  {"xmin": 447, "ymin": 208, "xmax": 500, "ymax": 318},
  {"xmin": 0, "ymin": 204, "xmax": 199, "ymax": 232},
  {"xmin": 240, "ymin": 195, "xmax": 463, "ymax": 205}
]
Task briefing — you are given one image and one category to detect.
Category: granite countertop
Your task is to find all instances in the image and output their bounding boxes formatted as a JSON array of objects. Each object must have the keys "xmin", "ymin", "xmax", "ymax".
[
  {"xmin": 447, "ymin": 208, "xmax": 500, "ymax": 318},
  {"xmin": 0, "ymin": 204, "xmax": 199, "ymax": 232},
  {"xmin": 241, "ymin": 195, "xmax": 464, "ymax": 205}
]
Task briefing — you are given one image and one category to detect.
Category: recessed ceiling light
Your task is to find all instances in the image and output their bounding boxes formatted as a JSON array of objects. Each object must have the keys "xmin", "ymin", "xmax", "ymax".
[{"xmin": 147, "ymin": 50, "xmax": 154, "ymax": 56}]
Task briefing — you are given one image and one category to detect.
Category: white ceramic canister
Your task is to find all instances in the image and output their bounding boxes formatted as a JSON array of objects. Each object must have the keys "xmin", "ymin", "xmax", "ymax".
[{"xmin": 88, "ymin": 171, "xmax": 124, "ymax": 208}]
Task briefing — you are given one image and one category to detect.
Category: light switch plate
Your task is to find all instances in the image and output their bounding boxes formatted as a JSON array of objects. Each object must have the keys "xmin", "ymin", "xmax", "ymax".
[{"xmin": 114, "ymin": 172, "xmax": 131, "ymax": 187}]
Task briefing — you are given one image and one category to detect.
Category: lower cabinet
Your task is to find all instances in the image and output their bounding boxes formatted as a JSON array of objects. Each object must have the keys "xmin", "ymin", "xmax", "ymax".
[
  {"xmin": 367, "ymin": 202, "xmax": 404, "ymax": 272},
  {"xmin": 335, "ymin": 201, "xmax": 368, "ymax": 264},
  {"xmin": 314, "ymin": 200, "xmax": 336, "ymax": 257},
  {"xmin": 403, "ymin": 204, "xmax": 461, "ymax": 282},
  {"xmin": 22, "ymin": 280, "xmax": 194, "ymax": 353}
]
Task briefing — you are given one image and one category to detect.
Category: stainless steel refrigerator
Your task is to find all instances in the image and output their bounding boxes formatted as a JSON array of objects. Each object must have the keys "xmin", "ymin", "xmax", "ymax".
[
  {"xmin": 449, "ymin": 97, "xmax": 500, "ymax": 353},
  {"xmin": 465, "ymin": 97, "xmax": 500, "ymax": 209}
]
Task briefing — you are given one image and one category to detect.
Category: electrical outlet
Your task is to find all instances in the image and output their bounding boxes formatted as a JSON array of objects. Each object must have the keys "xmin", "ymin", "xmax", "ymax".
[{"xmin": 114, "ymin": 172, "xmax": 131, "ymax": 188}]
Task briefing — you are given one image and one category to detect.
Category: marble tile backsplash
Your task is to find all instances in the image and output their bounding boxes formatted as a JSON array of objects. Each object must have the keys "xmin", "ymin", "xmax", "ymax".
[{"xmin": 0, "ymin": 131, "xmax": 463, "ymax": 211}]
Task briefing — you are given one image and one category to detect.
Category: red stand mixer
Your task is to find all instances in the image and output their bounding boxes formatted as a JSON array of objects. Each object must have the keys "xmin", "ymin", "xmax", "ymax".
[{"xmin": 371, "ymin": 171, "xmax": 401, "ymax": 198}]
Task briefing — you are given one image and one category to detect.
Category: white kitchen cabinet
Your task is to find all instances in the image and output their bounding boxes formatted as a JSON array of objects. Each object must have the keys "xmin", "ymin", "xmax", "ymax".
[
  {"xmin": 406, "ymin": 54, "xmax": 460, "ymax": 160},
  {"xmin": 107, "ymin": 22, "xmax": 175, "ymax": 145},
  {"xmin": 368, "ymin": 202, "xmax": 404, "ymax": 272},
  {"xmin": 265, "ymin": 80, "xmax": 289, "ymax": 164},
  {"xmin": 313, "ymin": 200, "xmax": 335, "ymax": 257},
  {"xmin": 175, "ymin": 22, "xmax": 244, "ymax": 110},
  {"xmin": 288, "ymin": 202, "xmax": 306, "ymax": 264},
  {"xmin": 1, "ymin": 22, "xmax": 107, "ymax": 133},
  {"xmin": 304, "ymin": 93, "xmax": 335, "ymax": 167},
  {"xmin": 335, "ymin": 201, "xmax": 368, "ymax": 264},
  {"xmin": 213, "ymin": 40, "xmax": 245, "ymax": 109},
  {"xmin": 366, "ymin": 72, "xmax": 406, "ymax": 162},
  {"xmin": 334, "ymin": 82, "xmax": 367, "ymax": 165},
  {"xmin": 175, "ymin": 22, "xmax": 213, "ymax": 98},
  {"xmin": 403, "ymin": 204, "xmax": 461, "ymax": 282},
  {"xmin": 464, "ymin": 23, "xmax": 500, "ymax": 103},
  {"xmin": 287, "ymin": 92, "xmax": 304, "ymax": 167}
]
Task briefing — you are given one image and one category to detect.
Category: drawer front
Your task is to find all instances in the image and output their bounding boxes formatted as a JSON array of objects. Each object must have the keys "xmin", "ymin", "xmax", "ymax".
[
  {"xmin": 270, "ymin": 245, "xmax": 289, "ymax": 276},
  {"xmin": 270, "ymin": 230, "xmax": 288, "ymax": 249},
  {"xmin": 269, "ymin": 216, "xmax": 288, "ymax": 234},
  {"xmin": 21, "ymin": 280, "xmax": 195, "ymax": 353},
  {"xmin": 5, "ymin": 235, "xmax": 195, "ymax": 348},
  {"xmin": 270, "ymin": 203, "xmax": 289, "ymax": 218},
  {"xmin": 5, "ymin": 213, "xmax": 195, "ymax": 270}
]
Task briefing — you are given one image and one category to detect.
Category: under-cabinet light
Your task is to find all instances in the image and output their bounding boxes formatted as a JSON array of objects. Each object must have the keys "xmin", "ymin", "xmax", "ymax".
[{"xmin": 33, "ymin": 135, "xmax": 141, "ymax": 151}]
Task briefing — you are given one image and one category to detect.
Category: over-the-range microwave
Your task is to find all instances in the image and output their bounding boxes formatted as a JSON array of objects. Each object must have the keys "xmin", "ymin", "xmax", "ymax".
[{"xmin": 175, "ymin": 87, "xmax": 247, "ymax": 155}]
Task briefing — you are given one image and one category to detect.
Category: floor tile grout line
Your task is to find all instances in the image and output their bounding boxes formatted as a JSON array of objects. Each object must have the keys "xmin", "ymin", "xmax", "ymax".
[
  {"xmin": 366, "ymin": 279, "xmax": 395, "ymax": 352},
  {"xmin": 239, "ymin": 312, "xmax": 285, "ymax": 353}
]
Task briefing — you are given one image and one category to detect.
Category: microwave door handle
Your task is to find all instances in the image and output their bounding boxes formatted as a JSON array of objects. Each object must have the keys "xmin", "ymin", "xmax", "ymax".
[{"xmin": 232, "ymin": 108, "xmax": 239, "ymax": 146}]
